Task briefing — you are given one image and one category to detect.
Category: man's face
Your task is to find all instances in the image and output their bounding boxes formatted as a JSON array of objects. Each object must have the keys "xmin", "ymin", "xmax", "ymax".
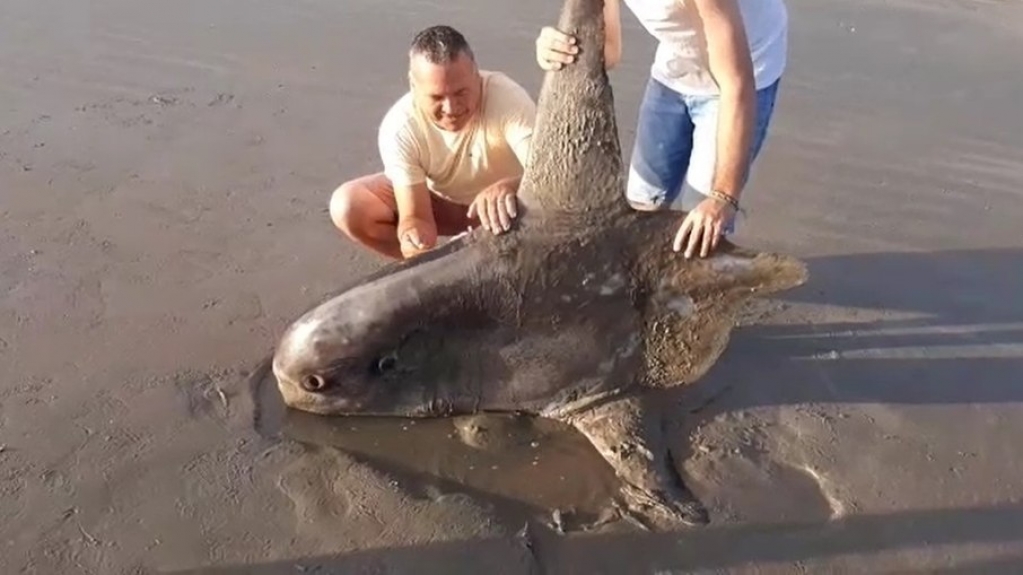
[{"xmin": 409, "ymin": 51, "xmax": 481, "ymax": 132}]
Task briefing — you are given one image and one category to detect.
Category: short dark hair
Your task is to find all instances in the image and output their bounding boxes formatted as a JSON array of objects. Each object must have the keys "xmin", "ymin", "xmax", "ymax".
[{"xmin": 409, "ymin": 25, "xmax": 474, "ymax": 64}]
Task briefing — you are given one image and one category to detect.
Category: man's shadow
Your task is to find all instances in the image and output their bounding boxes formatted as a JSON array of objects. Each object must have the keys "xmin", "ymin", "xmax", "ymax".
[
  {"xmin": 167, "ymin": 504, "xmax": 1023, "ymax": 574},
  {"xmin": 234, "ymin": 247, "xmax": 1023, "ymax": 573}
]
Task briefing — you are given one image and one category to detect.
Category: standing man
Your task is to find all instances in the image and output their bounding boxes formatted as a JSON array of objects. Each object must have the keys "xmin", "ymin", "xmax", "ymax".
[
  {"xmin": 535, "ymin": 0, "xmax": 788, "ymax": 259},
  {"xmin": 331, "ymin": 25, "xmax": 536, "ymax": 259}
]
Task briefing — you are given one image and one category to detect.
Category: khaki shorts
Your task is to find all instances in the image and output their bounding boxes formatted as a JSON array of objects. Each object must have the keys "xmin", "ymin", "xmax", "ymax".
[{"xmin": 363, "ymin": 173, "xmax": 480, "ymax": 236}]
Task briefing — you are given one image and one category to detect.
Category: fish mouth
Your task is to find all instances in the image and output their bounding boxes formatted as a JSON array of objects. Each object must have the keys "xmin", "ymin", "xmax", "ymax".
[
  {"xmin": 274, "ymin": 378, "xmax": 372, "ymax": 415},
  {"xmin": 274, "ymin": 375, "xmax": 443, "ymax": 419},
  {"xmin": 270, "ymin": 354, "xmax": 445, "ymax": 417}
]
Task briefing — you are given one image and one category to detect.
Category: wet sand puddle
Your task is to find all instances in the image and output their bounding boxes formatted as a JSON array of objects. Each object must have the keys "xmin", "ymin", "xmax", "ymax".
[{"xmin": 249, "ymin": 359, "xmax": 622, "ymax": 530}]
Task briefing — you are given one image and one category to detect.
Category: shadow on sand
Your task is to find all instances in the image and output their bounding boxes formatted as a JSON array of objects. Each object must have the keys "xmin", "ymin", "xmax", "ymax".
[
  {"xmin": 166, "ymin": 503, "xmax": 1023, "ymax": 573},
  {"xmin": 216, "ymin": 248, "xmax": 1023, "ymax": 574},
  {"xmin": 687, "ymin": 247, "xmax": 1023, "ymax": 413}
]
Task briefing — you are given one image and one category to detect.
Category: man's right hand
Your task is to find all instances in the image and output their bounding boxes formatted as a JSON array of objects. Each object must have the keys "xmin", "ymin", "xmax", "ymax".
[
  {"xmin": 396, "ymin": 214, "xmax": 437, "ymax": 259},
  {"xmin": 535, "ymin": 26, "xmax": 579, "ymax": 71}
]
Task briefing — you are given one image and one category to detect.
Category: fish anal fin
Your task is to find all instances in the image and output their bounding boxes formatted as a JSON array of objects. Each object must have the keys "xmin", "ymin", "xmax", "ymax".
[{"xmin": 563, "ymin": 394, "xmax": 709, "ymax": 530}]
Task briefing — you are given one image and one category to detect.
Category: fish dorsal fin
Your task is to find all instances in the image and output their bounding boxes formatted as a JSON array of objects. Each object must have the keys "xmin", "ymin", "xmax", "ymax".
[{"xmin": 517, "ymin": 0, "xmax": 629, "ymax": 219}]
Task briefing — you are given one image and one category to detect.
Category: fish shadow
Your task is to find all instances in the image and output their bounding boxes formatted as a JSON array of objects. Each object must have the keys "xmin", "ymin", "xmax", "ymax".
[{"xmin": 685, "ymin": 247, "xmax": 1023, "ymax": 413}]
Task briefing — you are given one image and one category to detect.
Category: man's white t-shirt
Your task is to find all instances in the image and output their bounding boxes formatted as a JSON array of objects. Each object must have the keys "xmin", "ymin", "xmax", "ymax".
[
  {"xmin": 622, "ymin": 0, "xmax": 788, "ymax": 96},
  {"xmin": 377, "ymin": 71, "xmax": 536, "ymax": 206}
]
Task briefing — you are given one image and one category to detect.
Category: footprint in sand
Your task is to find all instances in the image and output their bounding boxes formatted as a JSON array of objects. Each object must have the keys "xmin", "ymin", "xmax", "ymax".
[
  {"xmin": 276, "ymin": 448, "xmax": 354, "ymax": 528},
  {"xmin": 171, "ymin": 370, "xmax": 235, "ymax": 421},
  {"xmin": 273, "ymin": 446, "xmax": 506, "ymax": 549},
  {"xmin": 689, "ymin": 449, "xmax": 840, "ymax": 524},
  {"xmin": 684, "ymin": 414, "xmax": 844, "ymax": 524}
]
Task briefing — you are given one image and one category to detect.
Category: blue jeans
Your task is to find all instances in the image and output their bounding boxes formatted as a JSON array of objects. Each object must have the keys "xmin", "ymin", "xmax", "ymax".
[{"xmin": 626, "ymin": 76, "xmax": 780, "ymax": 233}]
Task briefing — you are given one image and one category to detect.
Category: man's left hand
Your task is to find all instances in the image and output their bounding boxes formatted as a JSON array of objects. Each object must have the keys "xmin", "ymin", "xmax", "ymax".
[
  {"xmin": 467, "ymin": 179, "xmax": 519, "ymax": 234},
  {"xmin": 673, "ymin": 196, "xmax": 737, "ymax": 258}
]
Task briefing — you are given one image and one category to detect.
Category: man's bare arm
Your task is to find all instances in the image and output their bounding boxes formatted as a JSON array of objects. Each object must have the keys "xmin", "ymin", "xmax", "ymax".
[
  {"xmin": 604, "ymin": 0, "xmax": 623, "ymax": 69},
  {"xmin": 693, "ymin": 0, "xmax": 756, "ymax": 202},
  {"xmin": 393, "ymin": 181, "xmax": 438, "ymax": 254},
  {"xmin": 534, "ymin": 0, "xmax": 621, "ymax": 72},
  {"xmin": 393, "ymin": 181, "xmax": 434, "ymax": 221}
]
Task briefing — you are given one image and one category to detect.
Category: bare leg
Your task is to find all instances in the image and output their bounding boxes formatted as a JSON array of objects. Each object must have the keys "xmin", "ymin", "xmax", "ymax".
[
  {"xmin": 329, "ymin": 173, "xmax": 405, "ymax": 259},
  {"xmin": 329, "ymin": 173, "xmax": 479, "ymax": 260}
]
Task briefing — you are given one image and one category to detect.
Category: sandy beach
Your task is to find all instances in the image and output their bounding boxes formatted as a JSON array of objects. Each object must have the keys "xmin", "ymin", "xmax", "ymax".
[{"xmin": 3, "ymin": 0, "xmax": 1023, "ymax": 572}]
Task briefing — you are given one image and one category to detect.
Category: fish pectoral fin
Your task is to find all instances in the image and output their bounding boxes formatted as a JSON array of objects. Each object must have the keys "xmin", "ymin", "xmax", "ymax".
[
  {"xmin": 564, "ymin": 393, "xmax": 709, "ymax": 530},
  {"xmin": 638, "ymin": 247, "xmax": 808, "ymax": 389},
  {"xmin": 639, "ymin": 290, "xmax": 734, "ymax": 390}
]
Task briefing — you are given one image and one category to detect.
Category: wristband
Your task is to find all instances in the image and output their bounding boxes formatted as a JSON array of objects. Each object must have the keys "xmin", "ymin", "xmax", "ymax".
[
  {"xmin": 708, "ymin": 189, "xmax": 740, "ymax": 212},
  {"xmin": 707, "ymin": 189, "xmax": 740, "ymax": 213}
]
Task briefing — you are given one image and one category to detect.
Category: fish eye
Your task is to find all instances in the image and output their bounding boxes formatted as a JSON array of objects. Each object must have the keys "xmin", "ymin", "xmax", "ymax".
[
  {"xmin": 371, "ymin": 353, "xmax": 397, "ymax": 376},
  {"xmin": 300, "ymin": 374, "xmax": 327, "ymax": 392}
]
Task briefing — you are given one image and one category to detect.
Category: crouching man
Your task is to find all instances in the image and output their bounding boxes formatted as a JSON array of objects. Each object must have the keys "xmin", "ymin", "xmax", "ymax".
[{"xmin": 330, "ymin": 25, "xmax": 536, "ymax": 259}]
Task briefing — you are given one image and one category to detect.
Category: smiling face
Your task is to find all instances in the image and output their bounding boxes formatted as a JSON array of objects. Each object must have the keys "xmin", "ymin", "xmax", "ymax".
[{"xmin": 409, "ymin": 50, "xmax": 482, "ymax": 132}]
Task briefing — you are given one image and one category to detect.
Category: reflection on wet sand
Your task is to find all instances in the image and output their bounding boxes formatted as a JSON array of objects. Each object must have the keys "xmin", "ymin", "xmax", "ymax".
[{"xmin": 251, "ymin": 362, "xmax": 622, "ymax": 528}]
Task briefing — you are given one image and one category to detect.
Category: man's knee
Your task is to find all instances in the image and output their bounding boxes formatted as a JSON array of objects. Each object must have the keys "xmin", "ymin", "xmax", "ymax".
[{"xmin": 329, "ymin": 181, "xmax": 361, "ymax": 233}]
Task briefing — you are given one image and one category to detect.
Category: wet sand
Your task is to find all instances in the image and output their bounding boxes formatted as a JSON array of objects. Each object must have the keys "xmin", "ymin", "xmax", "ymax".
[{"xmin": 3, "ymin": 0, "xmax": 1023, "ymax": 573}]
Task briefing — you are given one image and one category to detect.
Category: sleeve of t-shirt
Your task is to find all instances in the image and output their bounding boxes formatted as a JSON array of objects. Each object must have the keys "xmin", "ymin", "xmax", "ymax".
[
  {"xmin": 494, "ymin": 76, "xmax": 537, "ymax": 169},
  {"xmin": 377, "ymin": 102, "xmax": 427, "ymax": 187}
]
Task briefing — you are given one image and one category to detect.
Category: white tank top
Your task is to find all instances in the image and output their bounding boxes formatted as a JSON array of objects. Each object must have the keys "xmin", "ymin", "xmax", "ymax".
[{"xmin": 621, "ymin": 0, "xmax": 788, "ymax": 96}]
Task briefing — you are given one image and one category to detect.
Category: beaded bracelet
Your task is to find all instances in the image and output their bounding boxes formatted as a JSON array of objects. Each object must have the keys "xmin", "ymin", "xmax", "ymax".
[{"xmin": 707, "ymin": 189, "xmax": 741, "ymax": 212}]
